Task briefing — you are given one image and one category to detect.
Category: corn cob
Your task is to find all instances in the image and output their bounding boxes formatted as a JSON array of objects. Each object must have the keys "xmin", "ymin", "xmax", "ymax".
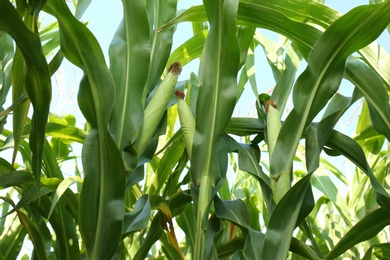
[
  {"xmin": 175, "ymin": 90, "xmax": 195, "ymax": 157},
  {"xmin": 266, "ymin": 100, "xmax": 289, "ymax": 203},
  {"xmin": 134, "ymin": 62, "xmax": 182, "ymax": 155},
  {"xmin": 265, "ymin": 100, "xmax": 281, "ymax": 158}
]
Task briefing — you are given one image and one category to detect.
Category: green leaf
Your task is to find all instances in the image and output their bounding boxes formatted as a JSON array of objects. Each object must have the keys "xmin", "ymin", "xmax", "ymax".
[
  {"xmin": 311, "ymin": 171, "xmax": 352, "ymax": 227},
  {"xmin": 271, "ymin": 2, "xmax": 390, "ymax": 182},
  {"xmin": 324, "ymin": 130, "xmax": 390, "ymax": 210},
  {"xmin": 74, "ymin": 0, "xmax": 92, "ymax": 19},
  {"xmin": 146, "ymin": 138, "xmax": 185, "ymax": 195},
  {"xmin": 176, "ymin": 204, "xmax": 196, "ymax": 257},
  {"xmin": 0, "ymin": 31, "xmax": 13, "ymax": 105},
  {"xmin": 47, "ymin": 176, "xmax": 82, "ymax": 220},
  {"xmin": 145, "ymin": 0, "xmax": 177, "ymax": 93},
  {"xmin": 122, "ymin": 195, "xmax": 151, "ymax": 237},
  {"xmin": 326, "ymin": 208, "xmax": 390, "ymax": 259},
  {"xmin": 214, "ymin": 197, "xmax": 264, "ymax": 259},
  {"xmin": 262, "ymin": 174, "xmax": 313, "ymax": 259},
  {"xmin": 0, "ymin": 197, "xmax": 48, "ymax": 260},
  {"xmin": 0, "ymin": 0, "xmax": 51, "ymax": 187},
  {"xmin": 306, "ymin": 90, "xmax": 361, "ymax": 172},
  {"xmin": 237, "ymin": 26, "xmax": 256, "ymax": 67},
  {"xmin": 244, "ymin": 0, "xmax": 339, "ymax": 28},
  {"xmin": 360, "ymin": 42, "xmax": 390, "ymax": 89},
  {"xmin": 344, "ymin": 56, "xmax": 390, "ymax": 141},
  {"xmin": 269, "ymin": 43, "xmax": 302, "ymax": 114},
  {"xmin": 30, "ymin": 193, "xmax": 80, "ymax": 259},
  {"xmin": 290, "ymin": 237, "xmax": 320, "ymax": 260},
  {"xmin": 362, "ymin": 243, "xmax": 390, "ymax": 260},
  {"xmin": 0, "ymin": 214, "xmax": 27, "ymax": 260},
  {"xmin": 190, "ymin": 1, "xmax": 241, "ymax": 258},
  {"xmin": 109, "ymin": 0, "xmax": 150, "ymax": 149},
  {"xmin": 45, "ymin": 1, "xmax": 127, "ymax": 258},
  {"xmin": 0, "ymin": 171, "xmax": 34, "ymax": 189},
  {"xmin": 134, "ymin": 213, "xmax": 164, "ymax": 260},
  {"xmin": 167, "ymin": 30, "xmax": 208, "ymax": 68},
  {"xmin": 225, "ymin": 117, "xmax": 265, "ymax": 137},
  {"xmin": 224, "ymin": 136, "xmax": 273, "ymax": 210},
  {"xmin": 78, "ymin": 130, "xmax": 125, "ymax": 259}
]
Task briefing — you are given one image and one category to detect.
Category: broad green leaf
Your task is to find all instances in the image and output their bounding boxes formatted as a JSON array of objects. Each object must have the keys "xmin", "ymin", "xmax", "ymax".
[
  {"xmin": 354, "ymin": 126, "xmax": 382, "ymax": 141},
  {"xmin": 0, "ymin": 0, "xmax": 51, "ymax": 187},
  {"xmin": 122, "ymin": 195, "xmax": 151, "ymax": 237},
  {"xmin": 262, "ymin": 173, "xmax": 313, "ymax": 259},
  {"xmin": 45, "ymin": 1, "xmax": 126, "ymax": 258},
  {"xmin": 46, "ymin": 122, "xmax": 87, "ymax": 144},
  {"xmin": 237, "ymin": 26, "xmax": 256, "ymax": 67},
  {"xmin": 9, "ymin": 121, "xmax": 87, "ymax": 144},
  {"xmin": 244, "ymin": 0, "xmax": 340, "ymax": 28},
  {"xmin": 157, "ymin": 5, "xmax": 205, "ymax": 32},
  {"xmin": 305, "ymin": 89, "xmax": 362, "ymax": 172},
  {"xmin": 47, "ymin": 176, "xmax": 82, "ymax": 220},
  {"xmin": 224, "ymin": 135, "xmax": 273, "ymax": 211},
  {"xmin": 362, "ymin": 243, "xmax": 390, "ymax": 260},
  {"xmin": 10, "ymin": 52, "xmax": 29, "ymax": 176},
  {"xmin": 217, "ymin": 237, "xmax": 245, "ymax": 258},
  {"xmin": 290, "ymin": 237, "xmax": 321, "ymax": 260},
  {"xmin": 191, "ymin": 1, "xmax": 240, "ymax": 258},
  {"xmin": 239, "ymin": 39, "xmax": 258, "ymax": 105},
  {"xmin": 109, "ymin": 0, "xmax": 150, "ymax": 150},
  {"xmin": 160, "ymin": 233, "xmax": 184, "ymax": 260},
  {"xmin": 311, "ymin": 171, "xmax": 352, "ymax": 227},
  {"xmin": 326, "ymin": 208, "xmax": 390, "ymax": 259},
  {"xmin": 324, "ymin": 130, "xmax": 390, "ymax": 210},
  {"xmin": 161, "ymin": 1, "xmax": 389, "ymax": 88},
  {"xmin": 269, "ymin": 43, "xmax": 302, "ymax": 114},
  {"xmin": 271, "ymin": 2, "xmax": 390, "ymax": 183},
  {"xmin": 162, "ymin": 145, "xmax": 189, "ymax": 197},
  {"xmin": 159, "ymin": 3, "xmax": 321, "ymax": 57},
  {"xmin": 319, "ymin": 157, "xmax": 348, "ymax": 186},
  {"xmin": 2, "ymin": 185, "xmax": 53, "ymax": 218},
  {"xmin": 145, "ymin": 0, "xmax": 177, "ymax": 93},
  {"xmin": 214, "ymin": 197, "xmax": 264, "ymax": 259},
  {"xmin": 225, "ymin": 117, "xmax": 265, "ymax": 137},
  {"xmin": 146, "ymin": 138, "xmax": 185, "ymax": 195},
  {"xmin": 163, "ymin": 1, "xmax": 390, "ymax": 99},
  {"xmin": 360, "ymin": 42, "xmax": 390, "ymax": 89},
  {"xmin": 78, "ymin": 130, "xmax": 125, "ymax": 259},
  {"xmin": 0, "ymin": 171, "xmax": 34, "ymax": 189},
  {"xmin": 134, "ymin": 213, "xmax": 164, "ymax": 260},
  {"xmin": 344, "ymin": 56, "xmax": 390, "ymax": 141},
  {"xmin": 0, "ymin": 31, "xmax": 13, "ymax": 105}
]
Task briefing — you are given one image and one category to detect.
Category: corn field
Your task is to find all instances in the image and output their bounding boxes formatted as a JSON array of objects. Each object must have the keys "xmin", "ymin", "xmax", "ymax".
[{"xmin": 0, "ymin": 0, "xmax": 390, "ymax": 259}]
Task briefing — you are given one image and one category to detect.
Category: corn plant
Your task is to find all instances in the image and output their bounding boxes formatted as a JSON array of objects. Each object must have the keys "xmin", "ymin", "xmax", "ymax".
[{"xmin": 0, "ymin": 0, "xmax": 390, "ymax": 259}]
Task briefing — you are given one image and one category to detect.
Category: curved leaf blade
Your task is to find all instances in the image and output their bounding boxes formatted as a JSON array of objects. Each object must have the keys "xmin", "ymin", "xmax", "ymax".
[
  {"xmin": 326, "ymin": 208, "xmax": 390, "ymax": 259},
  {"xmin": 271, "ymin": 2, "xmax": 390, "ymax": 181},
  {"xmin": 262, "ymin": 174, "xmax": 313, "ymax": 259},
  {"xmin": 109, "ymin": 0, "xmax": 150, "ymax": 149},
  {"xmin": 0, "ymin": 0, "xmax": 51, "ymax": 187}
]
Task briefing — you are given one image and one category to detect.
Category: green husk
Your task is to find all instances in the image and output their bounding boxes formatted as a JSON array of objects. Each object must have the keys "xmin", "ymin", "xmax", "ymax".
[
  {"xmin": 266, "ymin": 100, "xmax": 288, "ymax": 203},
  {"xmin": 134, "ymin": 62, "xmax": 182, "ymax": 155},
  {"xmin": 176, "ymin": 90, "xmax": 195, "ymax": 157}
]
